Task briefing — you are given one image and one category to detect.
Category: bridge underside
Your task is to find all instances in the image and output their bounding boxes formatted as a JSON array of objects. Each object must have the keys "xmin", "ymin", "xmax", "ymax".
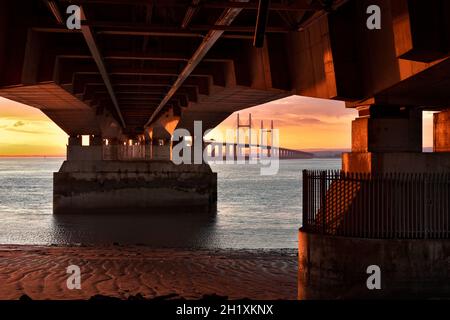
[{"xmin": 2, "ymin": 0, "xmax": 450, "ymax": 215}]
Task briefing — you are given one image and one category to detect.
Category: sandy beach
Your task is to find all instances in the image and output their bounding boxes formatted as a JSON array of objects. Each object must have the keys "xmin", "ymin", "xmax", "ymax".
[{"xmin": 0, "ymin": 246, "xmax": 297, "ymax": 300}]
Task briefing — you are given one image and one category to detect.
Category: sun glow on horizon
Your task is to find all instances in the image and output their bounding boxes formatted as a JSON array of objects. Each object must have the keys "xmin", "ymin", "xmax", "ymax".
[
  {"xmin": 2, "ymin": 95, "xmax": 433, "ymax": 156},
  {"xmin": 0, "ymin": 97, "xmax": 68, "ymax": 156},
  {"xmin": 207, "ymin": 96, "xmax": 357, "ymax": 150}
]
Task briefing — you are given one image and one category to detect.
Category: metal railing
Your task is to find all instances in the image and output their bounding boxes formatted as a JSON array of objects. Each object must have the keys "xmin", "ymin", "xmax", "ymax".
[{"xmin": 302, "ymin": 170, "xmax": 450, "ymax": 239}]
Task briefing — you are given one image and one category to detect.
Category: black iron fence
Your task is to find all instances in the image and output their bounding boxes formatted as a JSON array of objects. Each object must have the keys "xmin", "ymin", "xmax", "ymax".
[{"xmin": 302, "ymin": 170, "xmax": 450, "ymax": 239}]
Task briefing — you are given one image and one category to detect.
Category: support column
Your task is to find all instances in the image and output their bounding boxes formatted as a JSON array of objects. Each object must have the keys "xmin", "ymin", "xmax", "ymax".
[
  {"xmin": 152, "ymin": 138, "xmax": 171, "ymax": 160},
  {"xmin": 150, "ymin": 124, "xmax": 172, "ymax": 161},
  {"xmin": 144, "ymin": 137, "xmax": 152, "ymax": 160},
  {"xmin": 434, "ymin": 109, "xmax": 450, "ymax": 152},
  {"xmin": 342, "ymin": 105, "xmax": 429, "ymax": 173},
  {"xmin": 89, "ymin": 135, "xmax": 103, "ymax": 146},
  {"xmin": 67, "ymin": 134, "xmax": 103, "ymax": 161},
  {"xmin": 68, "ymin": 135, "xmax": 82, "ymax": 146},
  {"xmin": 302, "ymin": 104, "xmax": 450, "ymax": 300},
  {"xmin": 66, "ymin": 135, "xmax": 81, "ymax": 160},
  {"xmin": 107, "ymin": 137, "xmax": 120, "ymax": 160},
  {"xmin": 55, "ymin": 123, "xmax": 217, "ymax": 214}
]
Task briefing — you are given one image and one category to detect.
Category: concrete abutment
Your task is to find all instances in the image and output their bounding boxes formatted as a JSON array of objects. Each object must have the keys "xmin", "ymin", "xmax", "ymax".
[
  {"xmin": 300, "ymin": 104, "xmax": 450, "ymax": 299},
  {"xmin": 53, "ymin": 160, "xmax": 217, "ymax": 215},
  {"xmin": 343, "ymin": 105, "xmax": 450, "ymax": 173},
  {"xmin": 298, "ymin": 231, "xmax": 450, "ymax": 299}
]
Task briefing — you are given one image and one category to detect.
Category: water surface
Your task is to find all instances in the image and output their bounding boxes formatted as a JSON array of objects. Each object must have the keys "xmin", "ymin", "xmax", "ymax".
[{"xmin": 0, "ymin": 158, "xmax": 340, "ymax": 248}]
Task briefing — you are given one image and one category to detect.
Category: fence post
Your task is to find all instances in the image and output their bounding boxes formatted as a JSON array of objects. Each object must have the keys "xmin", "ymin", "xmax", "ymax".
[{"xmin": 321, "ymin": 171, "xmax": 327, "ymax": 235}]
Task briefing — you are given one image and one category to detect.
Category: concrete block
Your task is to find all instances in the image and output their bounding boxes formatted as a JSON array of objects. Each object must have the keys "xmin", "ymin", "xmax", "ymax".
[
  {"xmin": 343, "ymin": 152, "xmax": 450, "ymax": 173},
  {"xmin": 434, "ymin": 110, "xmax": 450, "ymax": 152},
  {"xmin": 298, "ymin": 231, "xmax": 450, "ymax": 299},
  {"xmin": 53, "ymin": 161, "xmax": 217, "ymax": 214},
  {"xmin": 351, "ymin": 116, "xmax": 422, "ymax": 153},
  {"xmin": 67, "ymin": 146, "xmax": 103, "ymax": 161}
]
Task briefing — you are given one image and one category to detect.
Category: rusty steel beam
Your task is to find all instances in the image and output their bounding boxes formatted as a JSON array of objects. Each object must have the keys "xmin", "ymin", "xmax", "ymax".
[
  {"xmin": 181, "ymin": 0, "xmax": 201, "ymax": 29},
  {"xmin": 75, "ymin": 70, "xmax": 212, "ymax": 79},
  {"xmin": 191, "ymin": 24, "xmax": 288, "ymax": 32},
  {"xmin": 55, "ymin": 53, "xmax": 183, "ymax": 61},
  {"xmin": 95, "ymin": 89, "xmax": 195, "ymax": 102},
  {"xmin": 144, "ymin": 0, "xmax": 249, "ymax": 127},
  {"xmin": 96, "ymin": 30, "xmax": 204, "ymax": 38},
  {"xmin": 96, "ymin": 91, "xmax": 164, "ymax": 96},
  {"xmin": 83, "ymin": 83, "xmax": 201, "ymax": 95},
  {"xmin": 43, "ymin": 4, "xmax": 126, "ymax": 127},
  {"xmin": 32, "ymin": 24, "xmax": 287, "ymax": 36},
  {"xmin": 59, "ymin": 0, "xmax": 184, "ymax": 5},
  {"xmin": 57, "ymin": 52, "xmax": 232, "ymax": 63},
  {"xmin": 32, "ymin": 27, "xmax": 81, "ymax": 34},
  {"xmin": 60, "ymin": 0, "xmax": 321, "ymax": 11},
  {"xmin": 97, "ymin": 29, "xmax": 255, "ymax": 39},
  {"xmin": 32, "ymin": 25, "xmax": 201, "ymax": 37},
  {"xmin": 85, "ymin": 22, "xmax": 289, "ymax": 33},
  {"xmin": 79, "ymin": 7, "xmax": 126, "ymax": 128},
  {"xmin": 43, "ymin": 0, "xmax": 64, "ymax": 24},
  {"xmin": 202, "ymin": 0, "xmax": 319, "ymax": 11}
]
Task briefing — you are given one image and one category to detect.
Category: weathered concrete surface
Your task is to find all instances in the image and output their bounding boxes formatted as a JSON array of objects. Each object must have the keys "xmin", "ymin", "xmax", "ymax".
[
  {"xmin": 298, "ymin": 230, "xmax": 450, "ymax": 300},
  {"xmin": 351, "ymin": 115, "xmax": 422, "ymax": 153},
  {"xmin": 343, "ymin": 106, "xmax": 433, "ymax": 173},
  {"xmin": 151, "ymin": 145, "xmax": 171, "ymax": 161},
  {"xmin": 54, "ymin": 161, "xmax": 217, "ymax": 214},
  {"xmin": 434, "ymin": 109, "xmax": 450, "ymax": 152},
  {"xmin": 67, "ymin": 146, "xmax": 103, "ymax": 161}
]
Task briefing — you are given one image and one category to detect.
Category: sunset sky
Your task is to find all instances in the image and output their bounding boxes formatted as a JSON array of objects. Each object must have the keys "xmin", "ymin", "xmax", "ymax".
[{"xmin": 0, "ymin": 96, "xmax": 434, "ymax": 156}]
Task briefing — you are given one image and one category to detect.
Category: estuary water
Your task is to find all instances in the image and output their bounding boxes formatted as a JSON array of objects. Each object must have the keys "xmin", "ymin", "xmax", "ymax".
[{"xmin": 0, "ymin": 158, "xmax": 340, "ymax": 249}]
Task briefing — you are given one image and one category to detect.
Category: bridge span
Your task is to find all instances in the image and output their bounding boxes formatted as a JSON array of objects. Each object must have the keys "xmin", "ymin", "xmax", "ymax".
[{"xmin": 1, "ymin": 0, "xmax": 450, "ymax": 298}]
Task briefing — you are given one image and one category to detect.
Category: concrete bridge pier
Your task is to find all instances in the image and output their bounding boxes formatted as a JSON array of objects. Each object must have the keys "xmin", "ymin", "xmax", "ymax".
[
  {"xmin": 434, "ymin": 108, "xmax": 450, "ymax": 152},
  {"xmin": 343, "ymin": 105, "xmax": 450, "ymax": 174},
  {"xmin": 144, "ymin": 137, "xmax": 152, "ymax": 160},
  {"xmin": 299, "ymin": 104, "xmax": 450, "ymax": 299},
  {"xmin": 106, "ymin": 138, "xmax": 124, "ymax": 161},
  {"xmin": 342, "ymin": 105, "xmax": 426, "ymax": 173},
  {"xmin": 150, "ymin": 125, "xmax": 172, "ymax": 161},
  {"xmin": 54, "ymin": 134, "xmax": 217, "ymax": 215},
  {"xmin": 151, "ymin": 138, "xmax": 171, "ymax": 161}
]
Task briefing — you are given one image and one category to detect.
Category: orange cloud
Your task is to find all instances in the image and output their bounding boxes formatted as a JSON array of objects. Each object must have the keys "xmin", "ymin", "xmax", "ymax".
[{"xmin": 207, "ymin": 96, "xmax": 357, "ymax": 150}]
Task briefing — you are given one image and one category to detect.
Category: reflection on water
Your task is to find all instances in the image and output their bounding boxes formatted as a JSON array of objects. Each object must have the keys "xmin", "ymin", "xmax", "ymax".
[
  {"xmin": 0, "ymin": 157, "xmax": 341, "ymax": 248},
  {"xmin": 51, "ymin": 212, "xmax": 219, "ymax": 248}
]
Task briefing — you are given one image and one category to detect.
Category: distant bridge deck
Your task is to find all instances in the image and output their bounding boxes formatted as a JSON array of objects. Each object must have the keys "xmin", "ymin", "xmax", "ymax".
[{"xmin": 205, "ymin": 141, "xmax": 314, "ymax": 160}]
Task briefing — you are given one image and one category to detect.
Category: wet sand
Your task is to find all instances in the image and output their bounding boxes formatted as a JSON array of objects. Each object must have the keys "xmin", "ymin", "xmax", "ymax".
[{"xmin": 0, "ymin": 245, "xmax": 297, "ymax": 300}]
